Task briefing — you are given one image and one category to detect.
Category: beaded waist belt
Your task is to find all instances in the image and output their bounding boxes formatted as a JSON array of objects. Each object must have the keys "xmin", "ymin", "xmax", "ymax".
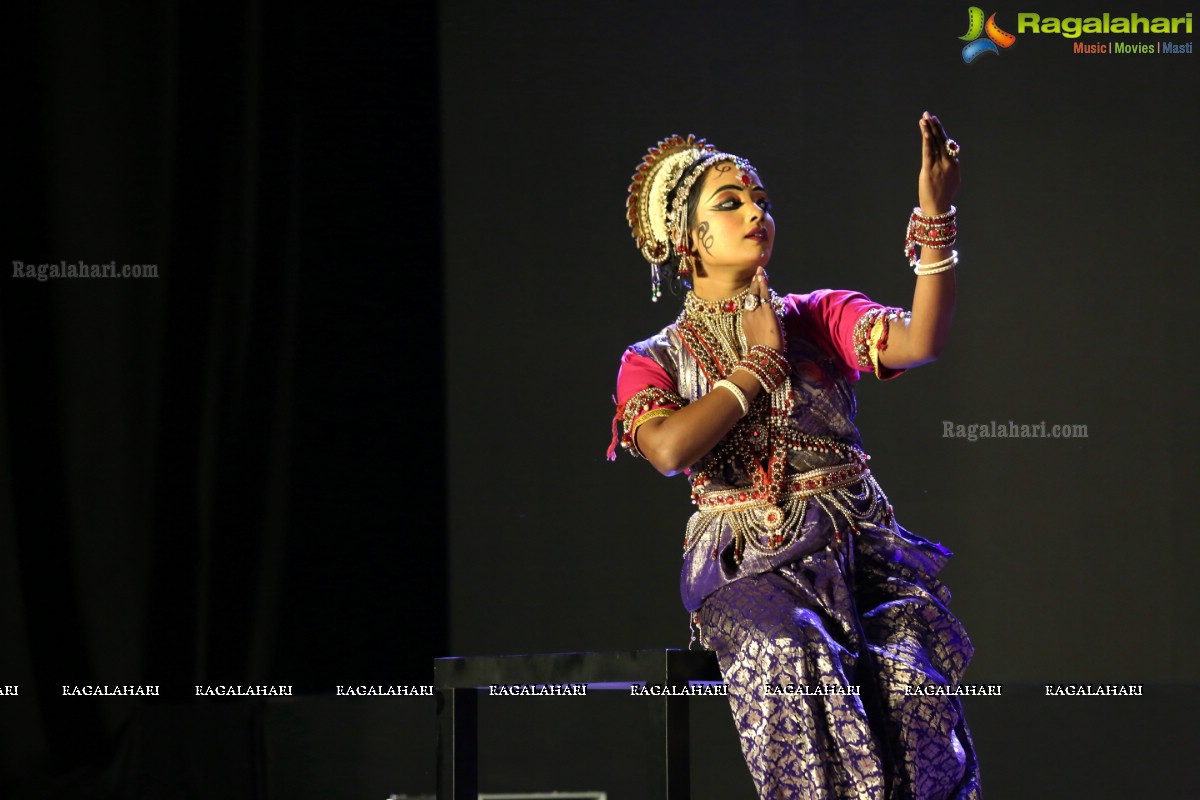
[{"xmin": 693, "ymin": 460, "xmax": 870, "ymax": 513}]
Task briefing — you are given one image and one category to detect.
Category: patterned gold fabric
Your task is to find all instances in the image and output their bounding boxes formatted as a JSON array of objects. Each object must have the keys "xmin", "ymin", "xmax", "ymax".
[{"xmin": 698, "ymin": 524, "xmax": 982, "ymax": 799}]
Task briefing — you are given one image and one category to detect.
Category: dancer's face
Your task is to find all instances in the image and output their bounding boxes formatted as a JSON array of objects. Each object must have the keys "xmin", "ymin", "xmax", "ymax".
[{"xmin": 689, "ymin": 161, "xmax": 774, "ymax": 274}]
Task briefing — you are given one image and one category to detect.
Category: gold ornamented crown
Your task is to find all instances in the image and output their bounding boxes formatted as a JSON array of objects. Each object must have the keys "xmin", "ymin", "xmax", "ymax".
[
  {"xmin": 626, "ymin": 134, "xmax": 718, "ymax": 266},
  {"xmin": 627, "ymin": 135, "xmax": 757, "ymax": 301}
]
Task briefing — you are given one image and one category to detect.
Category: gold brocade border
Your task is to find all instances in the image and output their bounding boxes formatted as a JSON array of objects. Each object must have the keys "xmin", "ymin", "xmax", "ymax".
[{"xmin": 629, "ymin": 407, "xmax": 674, "ymax": 434}]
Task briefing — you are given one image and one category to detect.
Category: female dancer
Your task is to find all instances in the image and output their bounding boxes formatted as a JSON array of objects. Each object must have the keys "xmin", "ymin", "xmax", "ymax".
[{"xmin": 608, "ymin": 114, "xmax": 981, "ymax": 798}]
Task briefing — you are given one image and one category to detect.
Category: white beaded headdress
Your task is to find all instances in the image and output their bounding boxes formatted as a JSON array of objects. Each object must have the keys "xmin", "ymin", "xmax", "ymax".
[{"xmin": 626, "ymin": 134, "xmax": 755, "ymax": 301}]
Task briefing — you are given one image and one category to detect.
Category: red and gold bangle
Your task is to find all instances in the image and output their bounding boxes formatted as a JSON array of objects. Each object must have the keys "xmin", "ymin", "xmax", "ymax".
[
  {"xmin": 734, "ymin": 360, "xmax": 783, "ymax": 394},
  {"xmin": 734, "ymin": 345, "xmax": 789, "ymax": 393},
  {"xmin": 747, "ymin": 344, "xmax": 788, "ymax": 362},
  {"xmin": 733, "ymin": 364, "xmax": 772, "ymax": 394},
  {"xmin": 904, "ymin": 205, "xmax": 957, "ymax": 266}
]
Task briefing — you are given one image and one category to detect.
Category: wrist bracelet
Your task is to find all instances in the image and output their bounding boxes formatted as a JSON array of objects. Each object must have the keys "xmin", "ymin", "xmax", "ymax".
[
  {"xmin": 905, "ymin": 205, "xmax": 957, "ymax": 266},
  {"xmin": 741, "ymin": 345, "xmax": 790, "ymax": 392},
  {"xmin": 735, "ymin": 360, "xmax": 781, "ymax": 394},
  {"xmin": 914, "ymin": 250, "xmax": 959, "ymax": 276},
  {"xmin": 712, "ymin": 380, "xmax": 749, "ymax": 416},
  {"xmin": 734, "ymin": 365, "xmax": 772, "ymax": 395}
]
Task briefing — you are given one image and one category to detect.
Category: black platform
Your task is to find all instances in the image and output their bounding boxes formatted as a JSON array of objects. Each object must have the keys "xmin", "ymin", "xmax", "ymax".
[{"xmin": 433, "ymin": 648, "xmax": 722, "ymax": 800}]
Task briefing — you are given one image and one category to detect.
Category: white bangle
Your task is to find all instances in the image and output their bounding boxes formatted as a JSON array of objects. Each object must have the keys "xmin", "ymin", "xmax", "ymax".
[
  {"xmin": 712, "ymin": 380, "xmax": 748, "ymax": 416},
  {"xmin": 914, "ymin": 250, "xmax": 958, "ymax": 276}
]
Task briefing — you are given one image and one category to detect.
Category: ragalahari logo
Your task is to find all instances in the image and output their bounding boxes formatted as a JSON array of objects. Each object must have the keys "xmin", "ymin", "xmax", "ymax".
[{"xmin": 960, "ymin": 7, "xmax": 1017, "ymax": 62}]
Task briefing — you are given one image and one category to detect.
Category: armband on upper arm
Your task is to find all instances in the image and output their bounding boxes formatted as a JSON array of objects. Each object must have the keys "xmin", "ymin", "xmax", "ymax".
[
  {"xmin": 852, "ymin": 307, "xmax": 911, "ymax": 379},
  {"xmin": 613, "ymin": 386, "xmax": 686, "ymax": 458}
]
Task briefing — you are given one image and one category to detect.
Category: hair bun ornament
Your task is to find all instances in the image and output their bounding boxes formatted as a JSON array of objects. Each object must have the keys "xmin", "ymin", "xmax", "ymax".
[{"xmin": 626, "ymin": 134, "xmax": 716, "ymax": 268}]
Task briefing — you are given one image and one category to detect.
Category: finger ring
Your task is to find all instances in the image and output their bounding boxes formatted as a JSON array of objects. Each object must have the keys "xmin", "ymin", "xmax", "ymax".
[
  {"xmin": 743, "ymin": 294, "xmax": 760, "ymax": 311},
  {"xmin": 945, "ymin": 139, "xmax": 961, "ymax": 159}
]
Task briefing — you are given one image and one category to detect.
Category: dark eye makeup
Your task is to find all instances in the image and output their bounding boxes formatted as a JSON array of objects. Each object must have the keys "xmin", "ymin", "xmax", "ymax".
[{"xmin": 714, "ymin": 195, "xmax": 773, "ymax": 212}]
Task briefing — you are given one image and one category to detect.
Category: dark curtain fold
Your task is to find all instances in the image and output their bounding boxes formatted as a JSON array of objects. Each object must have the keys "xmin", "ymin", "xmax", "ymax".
[{"xmin": 2, "ymin": 0, "xmax": 443, "ymax": 795}]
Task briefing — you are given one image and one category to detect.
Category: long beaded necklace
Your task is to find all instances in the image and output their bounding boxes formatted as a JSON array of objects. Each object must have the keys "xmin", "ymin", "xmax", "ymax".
[
  {"xmin": 677, "ymin": 289, "xmax": 792, "ymax": 548},
  {"xmin": 677, "ymin": 287, "xmax": 870, "ymax": 560}
]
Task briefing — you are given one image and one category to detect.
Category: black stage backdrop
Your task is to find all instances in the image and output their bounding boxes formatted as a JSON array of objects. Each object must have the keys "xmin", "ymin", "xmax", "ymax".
[
  {"xmin": 3, "ymin": 0, "xmax": 443, "ymax": 797},
  {"xmin": 3, "ymin": 0, "xmax": 1199, "ymax": 798}
]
